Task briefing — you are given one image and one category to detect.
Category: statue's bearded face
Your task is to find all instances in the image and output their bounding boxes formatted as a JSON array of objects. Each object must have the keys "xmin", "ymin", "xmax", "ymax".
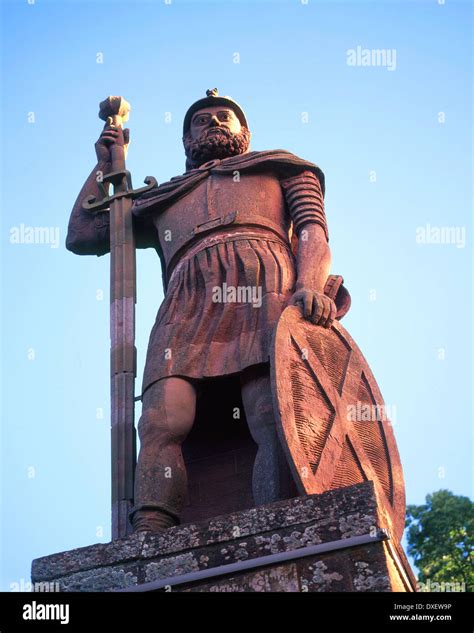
[{"xmin": 183, "ymin": 106, "xmax": 251, "ymax": 170}]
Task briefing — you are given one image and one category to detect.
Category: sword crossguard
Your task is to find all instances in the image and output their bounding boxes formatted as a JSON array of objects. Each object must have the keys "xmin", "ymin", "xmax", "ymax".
[{"xmin": 82, "ymin": 173, "xmax": 158, "ymax": 212}]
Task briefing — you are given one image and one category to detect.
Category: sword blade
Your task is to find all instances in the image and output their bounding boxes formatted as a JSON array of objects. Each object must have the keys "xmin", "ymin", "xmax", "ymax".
[{"xmin": 109, "ymin": 192, "xmax": 136, "ymax": 539}]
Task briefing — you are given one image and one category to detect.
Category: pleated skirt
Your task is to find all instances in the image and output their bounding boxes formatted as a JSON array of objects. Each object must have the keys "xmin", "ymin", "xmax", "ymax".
[{"xmin": 141, "ymin": 236, "xmax": 296, "ymax": 394}]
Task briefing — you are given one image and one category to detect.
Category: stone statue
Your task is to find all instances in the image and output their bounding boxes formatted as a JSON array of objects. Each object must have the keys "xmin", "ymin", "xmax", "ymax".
[{"xmin": 66, "ymin": 89, "xmax": 404, "ymax": 540}]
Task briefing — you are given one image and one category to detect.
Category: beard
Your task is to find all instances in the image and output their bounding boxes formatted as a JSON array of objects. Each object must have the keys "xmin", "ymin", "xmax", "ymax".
[{"xmin": 183, "ymin": 126, "xmax": 251, "ymax": 170}]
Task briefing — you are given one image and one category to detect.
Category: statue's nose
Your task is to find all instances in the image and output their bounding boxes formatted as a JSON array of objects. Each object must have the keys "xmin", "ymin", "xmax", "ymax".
[{"xmin": 209, "ymin": 115, "xmax": 222, "ymax": 127}]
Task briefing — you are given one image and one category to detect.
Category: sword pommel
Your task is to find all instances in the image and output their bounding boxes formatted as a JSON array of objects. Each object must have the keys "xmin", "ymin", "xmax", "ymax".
[{"xmin": 99, "ymin": 96, "xmax": 131, "ymax": 128}]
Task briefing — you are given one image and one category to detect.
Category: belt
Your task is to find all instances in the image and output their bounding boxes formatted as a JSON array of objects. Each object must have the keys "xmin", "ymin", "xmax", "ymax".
[{"xmin": 167, "ymin": 226, "xmax": 292, "ymax": 286}]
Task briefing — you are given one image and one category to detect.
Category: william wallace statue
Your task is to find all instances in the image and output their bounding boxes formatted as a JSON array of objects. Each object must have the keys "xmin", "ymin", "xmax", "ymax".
[{"xmin": 66, "ymin": 89, "xmax": 405, "ymax": 540}]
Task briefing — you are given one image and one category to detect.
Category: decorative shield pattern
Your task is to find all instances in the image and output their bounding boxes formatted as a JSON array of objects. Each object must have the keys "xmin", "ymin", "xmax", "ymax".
[{"xmin": 271, "ymin": 306, "xmax": 405, "ymax": 540}]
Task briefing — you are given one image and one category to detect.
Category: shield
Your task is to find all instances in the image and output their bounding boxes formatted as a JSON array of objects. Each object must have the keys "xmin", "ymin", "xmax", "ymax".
[{"xmin": 271, "ymin": 306, "xmax": 405, "ymax": 541}]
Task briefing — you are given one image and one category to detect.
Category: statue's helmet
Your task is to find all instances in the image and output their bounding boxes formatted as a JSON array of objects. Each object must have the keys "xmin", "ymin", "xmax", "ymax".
[{"xmin": 183, "ymin": 88, "xmax": 248, "ymax": 136}]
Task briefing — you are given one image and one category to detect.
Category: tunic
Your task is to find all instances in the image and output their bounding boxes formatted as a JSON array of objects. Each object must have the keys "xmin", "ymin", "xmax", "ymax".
[{"xmin": 133, "ymin": 152, "xmax": 329, "ymax": 395}]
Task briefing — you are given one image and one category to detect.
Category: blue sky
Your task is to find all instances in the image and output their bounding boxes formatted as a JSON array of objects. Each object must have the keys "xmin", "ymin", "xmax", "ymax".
[{"xmin": 1, "ymin": 0, "xmax": 472, "ymax": 589}]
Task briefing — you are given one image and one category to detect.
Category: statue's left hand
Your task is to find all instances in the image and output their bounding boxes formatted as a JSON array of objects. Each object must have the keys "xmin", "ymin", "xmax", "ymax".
[{"xmin": 289, "ymin": 288, "xmax": 336, "ymax": 328}]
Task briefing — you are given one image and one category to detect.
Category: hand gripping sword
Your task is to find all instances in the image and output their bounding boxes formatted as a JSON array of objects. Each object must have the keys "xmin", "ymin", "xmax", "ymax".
[{"xmin": 82, "ymin": 96, "xmax": 157, "ymax": 539}]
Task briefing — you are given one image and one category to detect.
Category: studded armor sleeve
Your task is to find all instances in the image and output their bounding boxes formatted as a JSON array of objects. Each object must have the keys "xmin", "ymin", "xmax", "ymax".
[{"xmin": 280, "ymin": 170, "xmax": 328, "ymax": 241}]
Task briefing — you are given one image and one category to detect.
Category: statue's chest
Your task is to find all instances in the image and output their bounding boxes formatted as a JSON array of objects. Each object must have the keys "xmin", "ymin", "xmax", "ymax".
[{"xmin": 153, "ymin": 172, "xmax": 288, "ymax": 265}]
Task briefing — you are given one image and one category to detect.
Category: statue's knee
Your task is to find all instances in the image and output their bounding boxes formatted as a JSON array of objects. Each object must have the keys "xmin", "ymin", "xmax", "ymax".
[
  {"xmin": 137, "ymin": 407, "xmax": 163, "ymax": 441},
  {"xmin": 245, "ymin": 395, "xmax": 277, "ymax": 446},
  {"xmin": 249, "ymin": 392, "xmax": 275, "ymax": 424},
  {"xmin": 137, "ymin": 405, "xmax": 193, "ymax": 445},
  {"xmin": 242, "ymin": 373, "xmax": 274, "ymax": 425},
  {"xmin": 165, "ymin": 407, "xmax": 195, "ymax": 443}
]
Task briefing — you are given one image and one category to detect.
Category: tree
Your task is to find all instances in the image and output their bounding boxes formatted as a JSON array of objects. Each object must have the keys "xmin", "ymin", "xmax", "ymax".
[{"xmin": 406, "ymin": 490, "xmax": 473, "ymax": 592}]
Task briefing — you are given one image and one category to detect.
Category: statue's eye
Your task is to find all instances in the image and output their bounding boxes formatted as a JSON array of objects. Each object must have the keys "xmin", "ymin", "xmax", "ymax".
[{"xmin": 219, "ymin": 113, "xmax": 231, "ymax": 121}]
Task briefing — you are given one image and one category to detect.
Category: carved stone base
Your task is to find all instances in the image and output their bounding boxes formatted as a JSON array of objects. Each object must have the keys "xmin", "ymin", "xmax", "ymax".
[{"xmin": 31, "ymin": 482, "xmax": 416, "ymax": 592}]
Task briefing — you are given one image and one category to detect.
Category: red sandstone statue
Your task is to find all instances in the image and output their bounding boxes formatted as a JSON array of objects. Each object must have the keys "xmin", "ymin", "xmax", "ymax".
[{"xmin": 66, "ymin": 90, "xmax": 405, "ymax": 541}]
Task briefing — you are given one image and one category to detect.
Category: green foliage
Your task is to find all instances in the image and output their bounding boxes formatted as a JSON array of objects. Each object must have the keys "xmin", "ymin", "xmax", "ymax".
[{"xmin": 406, "ymin": 490, "xmax": 473, "ymax": 592}]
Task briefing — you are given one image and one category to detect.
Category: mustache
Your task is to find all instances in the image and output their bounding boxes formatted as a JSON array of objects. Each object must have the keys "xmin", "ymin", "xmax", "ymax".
[
  {"xmin": 201, "ymin": 126, "xmax": 232, "ymax": 138},
  {"xmin": 198, "ymin": 127, "xmax": 235, "ymax": 147}
]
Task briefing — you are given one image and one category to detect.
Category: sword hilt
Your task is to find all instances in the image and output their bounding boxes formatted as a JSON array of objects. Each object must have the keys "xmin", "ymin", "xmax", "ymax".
[
  {"xmin": 82, "ymin": 173, "xmax": 158, "ymax": 212},
  {"xmin": 99, "ymin": 96, "xmax": 131, "ymax": 175},
  {"xmin": 81, "ymin": 97, "xmax": 158, "ymax": 212}
]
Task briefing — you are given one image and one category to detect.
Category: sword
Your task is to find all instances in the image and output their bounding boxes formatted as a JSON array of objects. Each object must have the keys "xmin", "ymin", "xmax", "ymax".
[{"xmin": 82, "ymin": 96, "xmax": 156, "ymax": 539}]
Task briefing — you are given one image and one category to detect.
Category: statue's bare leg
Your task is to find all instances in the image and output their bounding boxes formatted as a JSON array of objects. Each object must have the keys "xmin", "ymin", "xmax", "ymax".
[
  {"xmin": 130, "ymin": 376, "xmax": 197, "ymax": 532},
  {"xmin": 240, "ymin": 365, "xmax": 295, "ymax": 505}
]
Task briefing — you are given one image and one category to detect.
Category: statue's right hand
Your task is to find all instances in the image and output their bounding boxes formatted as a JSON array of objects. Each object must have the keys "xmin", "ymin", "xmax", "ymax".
[{"xmin": 95, "ymin": 123, "xmax": 130, "ymax": 163}]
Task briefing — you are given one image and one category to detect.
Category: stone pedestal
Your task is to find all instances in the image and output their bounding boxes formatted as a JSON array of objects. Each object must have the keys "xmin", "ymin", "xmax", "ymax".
[{"xmin": 31, "ymin": 482, "xmax": 416, "ymax": 592}]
